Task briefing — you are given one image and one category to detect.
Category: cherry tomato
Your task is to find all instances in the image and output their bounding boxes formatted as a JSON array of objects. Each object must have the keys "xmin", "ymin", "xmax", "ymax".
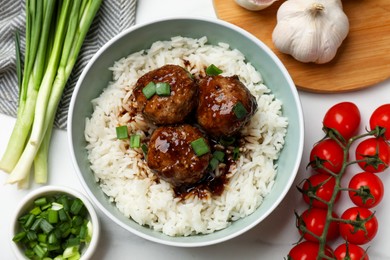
[
  {"xmin": 348, "ymin": 172, "xmax": 384, "ymax": 208},
  {"xmin": 298, "ymin": 208, "xmax": 339, "ymax": 242},
  {"xmin": 301, "ymin": 173, "xmax": 340, "ymax": 209},
  {"xmin": 288, "ymin": 241, "xmax": 334, "ymax": 260},
  {"xmin": 370, "ymin": 103, "xmax": 390, "ymax": 140},
  {"xmin": 309, "ymin": 139, "xmax": 345, "ymax": 174},
  {"xmin": 334, "ymin": 243, "xmax": 369, "ymax": 260},
  {"xmin": 339, "ymin": 207, "xmax": 378, "ymax": 245},
  {"xmin": 323, "ymin": 101, "xmax": 361, "ymax": 142},
  {"xmin": 355, "ymin": 137, "xmax": 390, "ymax": 173}
]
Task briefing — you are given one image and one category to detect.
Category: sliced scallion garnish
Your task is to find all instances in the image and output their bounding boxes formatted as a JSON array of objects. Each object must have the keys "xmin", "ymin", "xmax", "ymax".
[
  {"xmin": 206, "ymin": 64, "xmax": 223, "ymax": 76},
  {"xmin": 190, "ymin": 138, "xmax": 210, "ymax": 156},
  {"xmin": 141, "ymin": 143, "xmax": 148, "ymax": 155},
  {"xmin": 115, "ymin": 125, "xmax": 128, "ymax": 140},
  {"xmin": 213, "ymin": 150, "xmax": 225, "ymax": 162},
  {"xmin": 130, "ymin": 134, "xmax": 141, "ymax": 148},
  {"xmin": 155, "ymin": 82, "xmax": 171, "ymax": 96},
  {"xmin": 209, "ymin": 157, "xmax": 219, "ymax": 171},
  {"xmin": 142, "ymin": 82, "xmax": 156, "ymax": 99},
  {"xmin": 233, "ymin": 101, "xmax": 248, "ymax": 119}
]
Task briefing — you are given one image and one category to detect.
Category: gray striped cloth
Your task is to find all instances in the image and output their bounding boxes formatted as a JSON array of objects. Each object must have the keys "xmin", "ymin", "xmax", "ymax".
[{"xmin": 0, "ymin": 0, "xmax": 137, "ymax": 129}]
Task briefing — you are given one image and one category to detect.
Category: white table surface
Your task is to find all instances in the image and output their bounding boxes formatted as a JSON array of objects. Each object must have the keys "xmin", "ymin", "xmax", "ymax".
[{"xmin": 1, "ymin": 1, "xmax": 389, "ymax": 259}]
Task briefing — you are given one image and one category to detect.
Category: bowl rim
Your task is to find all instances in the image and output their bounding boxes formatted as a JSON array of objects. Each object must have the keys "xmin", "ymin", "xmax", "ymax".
[
  {"xmin": 67, "ymin": 16, "xmax": 304, "ymax": 247},
  {"xmin": 9, "ymin": 185, "xmax": 100, "ymax": 260}
]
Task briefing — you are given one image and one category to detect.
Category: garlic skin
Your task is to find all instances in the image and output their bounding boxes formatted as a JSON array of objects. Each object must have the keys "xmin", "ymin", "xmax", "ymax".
[
  {"xmin": 235, "ymin": 0, "xmax": 278, "ymax": 11},
  {"xmin": 272, "ymin": 0, "xmax": 349, "ymax": 64}
]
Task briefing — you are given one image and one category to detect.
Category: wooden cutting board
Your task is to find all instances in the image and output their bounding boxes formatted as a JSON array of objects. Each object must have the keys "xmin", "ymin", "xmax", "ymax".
[{"xmin": 213, "ymin": 0, "xmax": 390, "ymax": 93}]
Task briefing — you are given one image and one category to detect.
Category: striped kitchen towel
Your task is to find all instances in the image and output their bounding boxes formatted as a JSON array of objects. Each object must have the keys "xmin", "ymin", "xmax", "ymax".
[{"xmin": 0, "ymin": 0, "xmax": 137, "ymax": 129}]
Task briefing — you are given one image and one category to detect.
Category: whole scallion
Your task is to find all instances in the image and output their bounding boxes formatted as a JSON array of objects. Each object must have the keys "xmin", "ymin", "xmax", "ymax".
[{"xmin": 0, "ymin": 0, "xmax": 102, "ymax": 187}]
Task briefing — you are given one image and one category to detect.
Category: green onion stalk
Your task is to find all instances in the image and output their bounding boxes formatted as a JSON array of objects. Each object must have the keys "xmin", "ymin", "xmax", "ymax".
[{"xmin": 0, "ymin": 0, "xmax": 102, "ymax": 187}]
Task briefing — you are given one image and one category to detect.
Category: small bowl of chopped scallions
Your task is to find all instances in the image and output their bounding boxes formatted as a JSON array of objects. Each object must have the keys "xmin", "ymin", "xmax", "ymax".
[{"xmin": 10, "ymin": 186, "xmax": 100, "ymax": 260}]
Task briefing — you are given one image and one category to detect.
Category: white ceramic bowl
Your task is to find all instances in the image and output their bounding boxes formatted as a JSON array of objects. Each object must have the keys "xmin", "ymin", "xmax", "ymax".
[
  {"xmin": 10, "ymin": 185, "xmax": 100, "ymax": 259},
  {"xmin": 68, "ymin": 17, "xmax": 304, "ymax": 247}
]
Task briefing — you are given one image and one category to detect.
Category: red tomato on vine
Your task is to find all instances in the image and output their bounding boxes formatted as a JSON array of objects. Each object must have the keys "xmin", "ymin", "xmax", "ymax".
[
  {"xmin": 288, "ymin": 241, "xmax": 334, "ymax": 260},
  {"xmin": 297, "ymin": 208, "xmax": 339, "ymax": 242},
  {"xmin": 334, "ymin": 243, "xmax": 369, "ymax": 260},
  {"xmin": 370, "ymin": 103, "xmax": 390, "ymax": 140},
  {"xmin": 348, "ymin": 171, "xmax": 384, "ymax": 208},
  {"xmin": 323, "ymin": 101, "xmax": 361, "ymax": 142},
  {"xmin": 301, "ymin": 173, "xmax": 340, "ymax": 209},
  {"xmin": 309, "ymin": 139, "xmax": 345, "ymax": 175},
  {"xmin": 355, "ymin": 137, "xmax": 390, "ymax": 173},
  {"xmin": 339, "ymin": 207, "xmax": 378, "ymax": 245}
]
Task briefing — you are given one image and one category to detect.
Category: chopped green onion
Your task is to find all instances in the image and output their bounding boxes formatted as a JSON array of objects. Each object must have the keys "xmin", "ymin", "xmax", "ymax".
[
  {"xmin": 72, "ymin": 215, "xmax": 83, "ymax": 227},
  {"xmin": 58, "ymin": 208, "xmax": 69, "ymax": 222},
  {"xmin": 59, "ymin": 195, "xmax": 69, "ymax": 211},
  {"xmin": 34, "ymin": 197, "xmax": 47, "ymax": 206},
  {"xmin": 41, "ymin": 203, "xmax": 51, "ymax": 211},
  {"xmin": 206, "ymin": 64, "xmax": 223, "ymax": 75},
  {"xmin": 191, "ymin": 138, "xmax": 210, "ymax": 156},
  {"xmin": 38, "ymin": 233, "xmax": 47, "ymax": 243},
  {"xmin": 209, "ymin": 157, "xmax": 219, "ymax": 171},
  {"xmin": 142, "ymin": 82, "xmax": 156, "ymax": 99},
  {"xmin": 233, "ymin": 102, "xmax": 248, "ymax": 119},
  {"xmin": 40, "ymin": 219, "xmax": 54, "ymax": 234},
  {"xmin": 13, "ymin": 189, "xmax": 93, "ymax": 258},
  {"xmin": 48, "ymin": 233, "xmax": 58, "ymax": 245},
  {"xmin": 63, "ymin": 246, "xmax": 79, "ymax": 259},
  {"xmin": 48, "ymin": 209, "xmax": 58, "ymax": 224},
  {"xmin": 79, "ymin": 225, "xmax": 87, "ymax": 240},
  {"xmin": 65, "ymin": 237, "xmax": 80, "ymax": 248},
  {"xmin": 51, "ymin": 202, "xmax": 63, "ymax": 211},
  {"xmin": 115, "ymin": 125, "xmax": 128, "ymax": 140},
  {"xmin": 141, "ymin": 143, "xmax": 148, "ymax": 155},
  {"xmin": 47, "ymin": 244, "xmax": 61, "ymax": 251},
  {"xmin": 30, "ymin": 206, "xmax": 42, "ymax": 215},
  {"xmin": 70, "ymin": 199, "xmax": 84, "ymax": 215},
  {"xmin": 33, "ymin": 244, "xmax": 46, "ymax": 258},
  {"xmin": 30, "ymin": 218, "xmax": 42, "ymax": 231},
  {"xmin": 155, "ymin": 82, "xmax": 171, "ymax": 96},
  {"xmin": 27, "ymin": 230, "xmax": 38, "ymax": 241},
  {"xmin": 12, "ymin": 231, "xmax": 26, "ymax": 242},
  {"xmin": 233, "ymin": 147, "xmax": 240, "ymax": 161},
  {"xmin": 86, "ymin": 221, "xmax": 93, "ymax": 243},
  {"xmin": 24, "ymin": 214, "xmax": 36, "ymax": 229},
  {"xmin": 130, "ymin": 134, "xmax": 141, "ymax": 148},
  {"xmin": 213, "ymin": 151, "xmax": 225, "ymax": 162}
]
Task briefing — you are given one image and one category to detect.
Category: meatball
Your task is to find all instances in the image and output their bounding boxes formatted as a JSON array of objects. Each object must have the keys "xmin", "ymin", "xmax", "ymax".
[
  {"xmin": 147, "ymin": 124, "xmax": 211, "ymax": 187},
  {"xmin": 196, "ymin": 75, "xmax": 258, "ymax": 137},
  {"xmin": 133, "ymin": 64, "xmax": 197, "ymax": 125}
]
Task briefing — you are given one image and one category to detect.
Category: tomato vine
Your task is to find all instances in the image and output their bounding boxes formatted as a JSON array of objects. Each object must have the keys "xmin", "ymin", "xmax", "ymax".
[{"xmin": 288, "ymin": 102, "xmax": 390, "ymax": 260}]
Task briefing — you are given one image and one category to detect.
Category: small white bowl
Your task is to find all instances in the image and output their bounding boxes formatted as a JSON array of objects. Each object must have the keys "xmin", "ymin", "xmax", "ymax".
[{"xmin": 10, "ymin": 185, "xmax": 100, "ymax": 260}]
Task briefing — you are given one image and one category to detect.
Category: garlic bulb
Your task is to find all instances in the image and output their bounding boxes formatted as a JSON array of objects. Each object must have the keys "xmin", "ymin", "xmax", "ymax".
[
  {"xmin": 272, "ymin": 0, "xmax": 349, "ymax": 64},
  {"xmin": 235, "ymin": 0, "xmax": 278, "ymax": 11}
]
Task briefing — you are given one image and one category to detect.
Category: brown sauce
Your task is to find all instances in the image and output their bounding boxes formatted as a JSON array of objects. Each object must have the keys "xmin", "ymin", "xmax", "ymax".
[{"xmin": 173, "ymin": 135, "xmax": 241, "ymax": 200}]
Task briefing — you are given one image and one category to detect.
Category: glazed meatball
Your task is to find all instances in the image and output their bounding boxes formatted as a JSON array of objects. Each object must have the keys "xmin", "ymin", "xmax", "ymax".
[
  {"xmin": 147, "ymin": 124, "xmax": 211, "ymax": 187},
  {"xmin": 133, "ymin": 64, "xmax": 197, "ymax": 125},
  {"xmin": 196, "ymin": 75, "xmax": 257, "ymax": 137}
]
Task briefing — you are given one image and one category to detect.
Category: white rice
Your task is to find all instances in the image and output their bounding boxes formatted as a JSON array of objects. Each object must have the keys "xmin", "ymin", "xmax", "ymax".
[{"xmin": 85, "ymin": 36, "xmax": 288, "ymax": 236}]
